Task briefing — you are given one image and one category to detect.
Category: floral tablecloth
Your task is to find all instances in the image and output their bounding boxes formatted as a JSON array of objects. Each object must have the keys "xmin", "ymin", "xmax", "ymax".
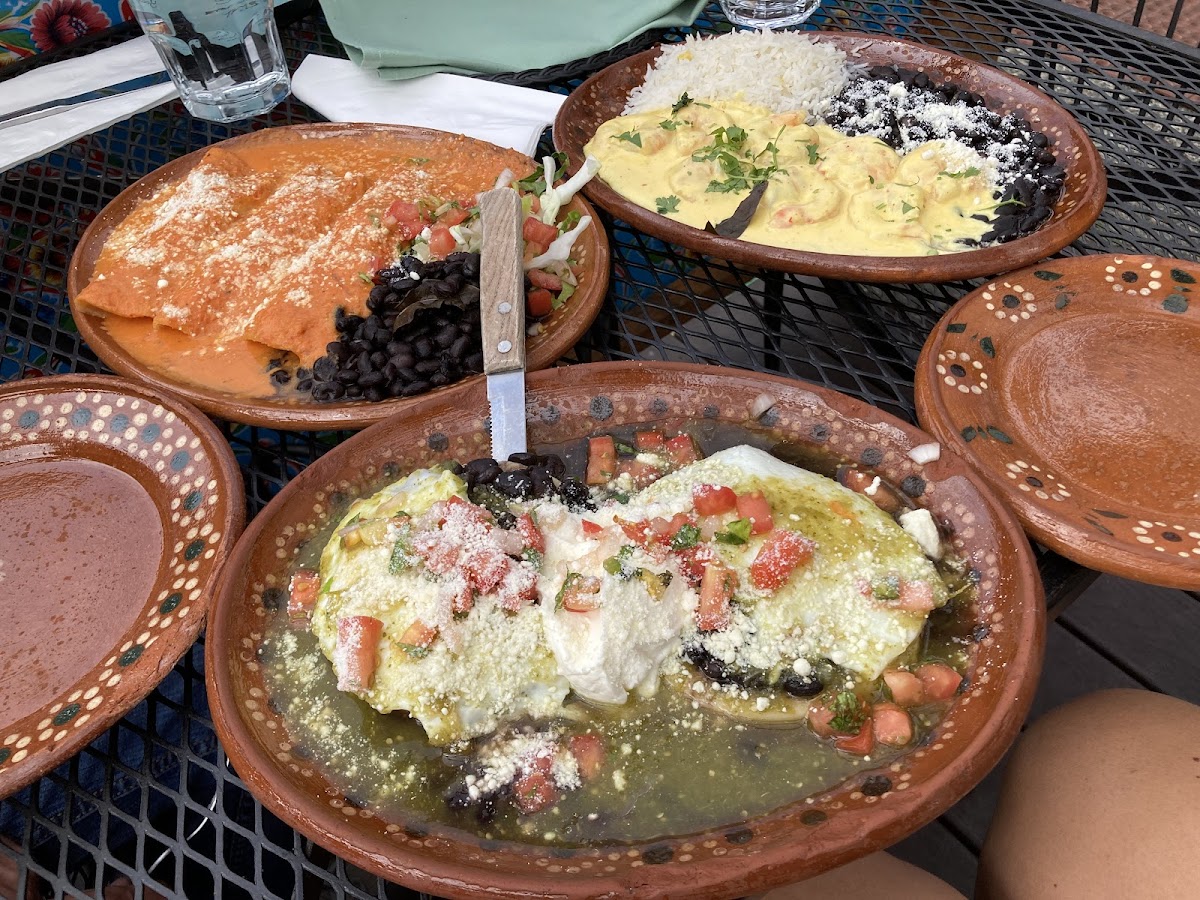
[{"xmin": 0, "ymin": 0, "xmax": 134, "ymax": 67}]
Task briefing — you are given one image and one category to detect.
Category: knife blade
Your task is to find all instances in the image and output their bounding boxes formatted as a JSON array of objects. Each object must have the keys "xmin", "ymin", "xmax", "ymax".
[
  {"xmin": 478, "ymin": 187, "xmax": 528, "ymax": 463},
  {"xmin": 0, "ymin": 70, "xmax": 174, "ymax": 131}
]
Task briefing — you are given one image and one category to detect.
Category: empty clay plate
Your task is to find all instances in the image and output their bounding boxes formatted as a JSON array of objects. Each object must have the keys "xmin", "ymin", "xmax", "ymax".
[
  {"xmin": 207, "ymin": 361, "xmax": 1043, "ymax": 898},
  {"xmin": 916, "ymin": 254, "xmax": 1200, "ymax": 590},
  {"xmin": 0, "ymin": 375, "xmax": 243, "ymax": 798}
]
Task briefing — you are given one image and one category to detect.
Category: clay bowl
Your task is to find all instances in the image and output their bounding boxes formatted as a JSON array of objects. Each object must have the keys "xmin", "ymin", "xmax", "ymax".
[
  {"xmin": 916, "ymin": 254, "xmax": 1200, "ymax": 590},
  {"xmin": 207, "ymin": 361, "xmax": 1044, "ymax": 898},
  {"xmin": 554, "ymin": 33, "xmax": 1106, "ymax": 284},
  {"xmin": 0, "ymin": 375, "xmax": 243, "ymax": 798},
  {"xmin": 67, "ymin": 123, "xmax": 610, "ymax": 431}
]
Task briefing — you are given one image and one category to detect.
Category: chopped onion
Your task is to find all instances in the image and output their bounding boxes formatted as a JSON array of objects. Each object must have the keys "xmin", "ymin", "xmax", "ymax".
[
  {"xmin": 750, "ymin": 393, "xmax": 777, "ymax": 419},
  {"xmin": 908, "ymin": 442, "xmax": 941, "ymax": 464}
]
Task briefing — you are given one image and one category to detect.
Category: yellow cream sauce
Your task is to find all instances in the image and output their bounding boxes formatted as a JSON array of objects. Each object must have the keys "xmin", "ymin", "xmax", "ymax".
[{"xmin": 585, "ymin": 101, "xmax": 997, "ymax": 257}]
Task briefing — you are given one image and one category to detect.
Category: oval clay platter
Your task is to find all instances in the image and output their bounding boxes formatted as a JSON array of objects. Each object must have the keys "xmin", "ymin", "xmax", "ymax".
[
  {"xmin": 0, "ymin": 375, "xmax": 243, "ymax": 799},
  {"xmin": 67, "ymin": 123, "xmax": 610, "ymax": 431},
  {"xmin": 554, "ymin": 33, "xmax": 1106, "ymax": 284},
  {"xmin": 916, "ymin": 254, "xmax": 1200, "ymax": 590},
  {"xmin": 207, "ymin": 361, "xmax": 1044, "ymax": 899}
]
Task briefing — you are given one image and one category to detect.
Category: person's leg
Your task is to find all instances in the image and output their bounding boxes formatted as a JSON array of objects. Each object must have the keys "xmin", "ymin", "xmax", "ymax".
[
  {"xmin": 760, "ymin": 851, "xmax": 966, "ymax": 899},
  {"xmin": 978, "ymin": 688, "xmax": 1200, "ymax": 900}
]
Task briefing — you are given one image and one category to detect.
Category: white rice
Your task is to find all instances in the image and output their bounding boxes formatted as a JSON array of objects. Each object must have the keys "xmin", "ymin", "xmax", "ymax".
[{"xmin": 623, "ymin": 30, "xmax": 856, "ymax": 119}]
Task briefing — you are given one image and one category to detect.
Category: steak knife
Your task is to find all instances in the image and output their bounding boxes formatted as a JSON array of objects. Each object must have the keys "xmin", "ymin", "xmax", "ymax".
[{"xmin": 478, "ymin": 187, "xmax": 528, "ymax": 462}]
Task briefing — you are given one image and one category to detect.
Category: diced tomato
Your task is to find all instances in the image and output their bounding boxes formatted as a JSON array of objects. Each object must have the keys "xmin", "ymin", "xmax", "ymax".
[
  {"xmin": 428, "ymin": 223, "xmax": 457, "ymax": 258},
  {"xmin": 895, "ymin": 580, "xmax": 937, "ymax": 611},
  {"xmin": 697, "ymin": 561, "xmax": 737, "ymax": 631},
  {"xmin": 692, "ymin": 483, "xmax": 738, "ymax": 516},
  {"xmin": 559, "ymin": 574, "xmax": 603, "ymax": 612},
  {"xmin": 413, "ymin": 534, "xmax": 459, "ymax": 575},
  {"xmin": 464, "ymin": 547, "xmax": 511, "ymax": 594},
  {"xmin": 498, "ymin": 563, "xmax": 539, "ymax": 612},
  {"xmin": 836, "ymin": 465, "xmax": 904, "ymax": 514},
  {"xmin": 397, "ymin": 620, "xmax": 438, "ymax": 656},
  {"xmin": 513, "ymin": 771, "xmax": 558, "ymax": 815},
  {"xmin": 665, "ymin": 434, "xmax": 699, "ymax": 468},
  {"xmin": 335, "ymin": 615, "xmax": 383, "ymax": 691},
  {"xmin": 437, "ymin": 206, "xmax": 470, "ymax": 227},
  {"xmin": 615, "ymin": 458, "xmax": 663, "ymax": 489},
  {"xmin": 586, "ymin": 436, "xmax": 617, "ymax": 485},
  {"xmin": 450, "ymin": 582, "xmax": 474, "ymax": 616},
  {"xmin": 834, "ymin": 718, "xmax": 875, "ymax": 756},
  {"xmin": 883, "ymin": 669, "xmax": 926, "ymax": 707},
  {"xmin": 438, "ymin": 495, "xmax": 493, "ymax": 527},
  {"xmin": 528, "ymin": 268, "xmax": 563, "ymax": 291},
  {"xmin": 634, "ymin": 430, "xmax": 665, "ymax": 451},
  {"xmin": 673, "ymin": 543, "xmax": 713, "ymax": 587},
  {"xmin": 523, "ymin": 215, "xmax": 560, "ymax": 249},
  {"xmin": 916, "ymin": 663, "xmax": 963, "ymax": 701},
  {"xmin": 568, "ymin": 734, "xmax": 605, "ymax": 781},
  {"xmin": 384, "ymin": 200, "xmax": 427, "ymax": 241},
  {"xmin": 287, "ymin": 569, "xmax": 320, "ymax": 623},
  {"xmin": 650, "ymin": 512, "xmax": 694, "ymax": 540},
  {"xmin": 526, "ymin": 287, "xmax": 554, "ymax": 319},
  {"xmin": 736, "ymin": 491, "xmax": 774, "ymax": 534},
  {"xmin": 807, "ymin": 702, "xmax": 835, "ymax": 738},
  {"xmin": 749, "ymin": 530, "xmax": 815, "ymax": 592},
  {"xmin": 515, "ymin": 513, "xmax": 545, "ymax": 554},
  {"xmin": 581, "ymin": 519, "xmax": 603, "ymax": 537},
  {"xmin": 616, "ymin": 517, "xmax": 655, "ymax": 548},
  {"xmin": 872, "ymin": 703, "xmax": 914, "ymax": 747}
]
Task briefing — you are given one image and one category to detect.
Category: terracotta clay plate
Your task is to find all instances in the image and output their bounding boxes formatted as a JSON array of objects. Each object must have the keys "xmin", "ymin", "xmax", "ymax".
[
  {"xmin": 0, "ymin": 375, "xmax": 243, "ymax": 799},
  {"xmin": 554, "ymin": 33, "xmax": 1105, "ymax": 284},
  {"xmin": 916, "ymin": 254, "xmax": 1200, "ymax": 590},
  {"xmin": 67, "ymin": 123, "xmax": 610, "ymax": 431},
  {"xmin": 207, "ymin": 361, "xmax": 1044, "ymax": 899}
]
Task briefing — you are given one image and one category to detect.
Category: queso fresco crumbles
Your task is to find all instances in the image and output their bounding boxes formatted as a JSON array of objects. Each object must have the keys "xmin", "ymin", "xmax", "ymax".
[
  {"xmin": 266, "ymin": 429, "xmax": 975, "ymax": 845},
  {"xmin": 584, "ymin": 30, "xmax": 1066, "ymax": 257}
]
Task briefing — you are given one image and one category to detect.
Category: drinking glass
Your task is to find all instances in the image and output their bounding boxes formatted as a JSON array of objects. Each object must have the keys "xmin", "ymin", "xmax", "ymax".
[
  {"xmin": 128, "ymin": 0, "xmax": 291, "ymax": 123},
  {"xmin": 719, "ymin": 0, "xmax": 822, "ymax": 28}
]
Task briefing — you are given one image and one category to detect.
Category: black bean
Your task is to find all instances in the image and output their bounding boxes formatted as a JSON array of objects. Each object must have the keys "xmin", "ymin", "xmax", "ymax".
[
  {"xmin": 494, "ymin": 469, "xmax": 533, "ymax": 499},
  {"xmin": 435, "ymin": 324, "xmax": 459, "ymax": 349},
  {"xmin": 414, "ymin": 338, "xmax": 434, "ymax": 359},
  {"xmin": 368, "ymin": 350, "xmax": 387, "ymax": 369},
  {"xmin": 328, "ymin": 381, "xmax": 346, "ymax": 400},
  {"xmin": 270, "ymin": 369, "xmax": 292, "ymax": 386},
  {"xmin": 912, "ymin": 71, "xmax": 929, "ymax": 89},
  {"xmin": 1031, "ymin": 132, "xmax": 1049, "ymax": 148},
  {"xmin": 312, "ymin": 383, "xmax": 335, "ymax": 402},
  {"xmin": 364, "ymin": 386, "xmax": 386, "ymax": 403},
  {"xmin": 383, "ymin": 361, "xmax": 398, "ymax": 380},
  {"xmin": 343, "ymin": 315, "xmax": 365, "ymax": 333},
  {"xmin": 465, "ymin": 458, "xmax": 501, "ymax": 482},
  {"xmin": 388, "ymin": 379, "xmax": 406, "ymax": 397},
  {"xmin": 432, "ymin": 278, "xmax": 458, "ymax": 298},
  {"xmin": 296, "ymin": 366, "xmax": 311, "ymax": 381},
  {"xmin": 508, "ymin": 452, "xmax": 540, "ymax": 466},
  {"xmin": 391, "ymin": 353, "xmax": 415, "ymax": 371},
  {"xmin": 335, "ymin": 368, "xmax": 359, "ymax": 385},
  {"xmin": 396, "ymin": 366, "xmax": 418, "ymax": 382},
  {"xmin": 778, "ymin": 670, "xmax": 824, "ymax": 697},
  {"xmin": 463, "ymin": 352, "xmax": 484, "ymax": 373},
  {"xmin": 429, "ymin": 372, "xmax": 449, "ymax": 386},
  {"xmin": 476, "ymin": 795, "xmax": 498, "ymax": 824},
  {"xmin": 444, "ymin": 780, "xmax": 473, "ymax": 810},
  {"xmin": 296, "ymin": 378, "xmax": 313, "ymax": 393},
  {"xmin": 543, "ymin": 454, "xmax": 565, "ymax": 477},
  {"xmin": 402, "ymin": 381, "xmax": 431, "ymax": 396},
  {"xmin": 1035, "ymin": 148, "xmax": 1056, "ymax": 165},
  {"xmin": 530, "ymin": 467, "xmax": 555, "ymax": 498},
  {"xmin": 415, "ymin": 359, "xmax": 440, "ymax": 376},
  {"xmin": 345, "ymin": 384, "xmax": 363, "ymax": 399},
  {"xmin": 685, "ymin": 645, "xmax": 738, "ymax": 684},
  {"xmin": 324, "ymin": 341, "xmax": 344, "ymax": 358},
  {"xmin": 358, "ymin": 371, "xmax": 385, "ymax": 388},
  {"xmin": 386, "ymin": 340, "xmax": 411, "ymax": 356},
  {"xmin": 356, "ymin": 351, "xmax": 374, "ymax": 374},
  {"xmin": 557, "ymin": 476, "xmax": 594, "ymax": 511},
  {"xmin": 349, "ymin": 338, "xmax": 371, "ymax": 354}
]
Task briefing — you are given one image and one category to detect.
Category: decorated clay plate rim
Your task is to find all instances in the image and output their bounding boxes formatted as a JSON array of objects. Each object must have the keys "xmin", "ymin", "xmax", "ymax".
[
  {"xmin": 0, "ymin": 374, "xmax": 244, "ymax": 798},
  {"xmin": 915, "ymin": 253, "xmax": 1200, "ymax": 590},
  {"xmin": 553, "ymin": 32, "xmax": 1106, "ymax": 284},
  {"xmin": 207, "ymin": 361, "xmax": 1044, "ymax": 898},
  {"xmin": 66, "ymin": 123, "xmax": 610, "ymax": 431}
]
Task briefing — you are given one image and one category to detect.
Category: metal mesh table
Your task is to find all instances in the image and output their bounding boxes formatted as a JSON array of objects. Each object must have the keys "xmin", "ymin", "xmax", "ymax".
[{"xmin": 2, "ymin": 1, "xmax": 1197, "ymax": 896}]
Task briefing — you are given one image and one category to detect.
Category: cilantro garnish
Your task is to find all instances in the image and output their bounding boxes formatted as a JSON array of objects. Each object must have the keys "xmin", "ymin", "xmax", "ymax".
[
  {"xmin": 669, "ymin": 523, "xmax": 701, "ymax": 551},
  {"xmin": 660, "ymin": 119, "xmax": 680, "ymax": 131},
  {"xmin": 939, "ymin": 166, "xmax": 981, "ymax": 179},
  {"xmin": 829, "ymin": 691, "xmax": 867, "ymax": 733},
  {"xmin": 671, "ymin": 92, "xmax": 694, "ymax": 115},
  {"xmin": 656, "ymin": 195, "xmax": 681, "ymax": 214},
  {"xmin": 693, "ymin": 125, "xmax": 786, "ymax": 194},
  {"xmin": 555, "ymin": 572, "xmax": 583, "ymax": 610},
  {"xmin": 558, "ymin": 209, "xmax": 582, "ymax": 233},
  {"xmin": 873, "ymin": 574, "xmax": 901, "ymax": 601},
  {"xmin": 523, "ymin": 548, "xmax": 544, "ymax": 570},
  {"xmin": 356, "ymin": 272, "xmax": 373, "ymax": 285},
  {"xmin": 715, "ymin": 518, "xmax": 753, "ymax": 545},
  {"xmin": 616, "ymin": 131, "xmax": 643, "ymax": 148},
  {"xmin": 805, "ymin": 142, "xmax": 821, "ymax": 165},
  {"xmin": 901, "ymin": 201, "xmax": 917, "ymax": 214},
  {"xmin": 388, "ymin": 526, "xmax": 415, "ymax": 574},
  {"xmin": 515, "ymin": 151, "xmax": 567, "ymax": 195},
  {"xmin": 408, "ymin": 156, "xmax": 431, "ymax": 164}
]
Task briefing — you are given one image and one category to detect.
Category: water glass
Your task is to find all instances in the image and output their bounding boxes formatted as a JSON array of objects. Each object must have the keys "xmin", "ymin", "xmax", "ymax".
[
  {"xmin": 720, "ymin": 0, "xmax": 822, "ymax": 28},
  {"xmin": 128, "ymin": 0, "xmax": 291, "ymax": 123}
]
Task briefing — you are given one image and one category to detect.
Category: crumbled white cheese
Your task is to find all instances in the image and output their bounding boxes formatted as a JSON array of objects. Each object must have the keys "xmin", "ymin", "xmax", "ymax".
[{"xmin": 899, "ymin": 508, "xmax": 942, "ymax": 559}]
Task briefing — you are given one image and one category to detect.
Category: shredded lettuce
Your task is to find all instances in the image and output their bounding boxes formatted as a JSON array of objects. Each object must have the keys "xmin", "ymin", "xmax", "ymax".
[{"xmin": 525, "ymin": 215, "xmax": 592, "ymax": 270}]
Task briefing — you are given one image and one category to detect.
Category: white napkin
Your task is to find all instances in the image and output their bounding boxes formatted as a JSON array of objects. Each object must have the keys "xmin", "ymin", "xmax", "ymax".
[
  {"xmin": 292, "ymin": 54, "xmax": 565, "ymax": 157},
  {"xmin": 0, "ymin": 36, "xmax": 177, "ymax": 173}
]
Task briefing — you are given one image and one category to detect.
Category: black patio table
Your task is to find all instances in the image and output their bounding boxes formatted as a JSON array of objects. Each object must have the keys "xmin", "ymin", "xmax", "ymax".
[{"xmin": 1, "ymin": 0, "xmax": 1198, "ymax": 896}]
